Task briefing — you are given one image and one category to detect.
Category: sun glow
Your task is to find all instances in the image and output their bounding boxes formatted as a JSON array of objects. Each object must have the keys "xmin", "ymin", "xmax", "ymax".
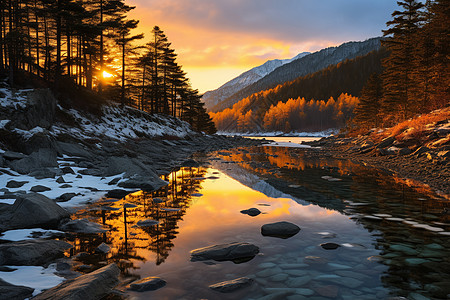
[{"xmin": 102, "ymin": 70, "xmax": 114, "ymax": 78}]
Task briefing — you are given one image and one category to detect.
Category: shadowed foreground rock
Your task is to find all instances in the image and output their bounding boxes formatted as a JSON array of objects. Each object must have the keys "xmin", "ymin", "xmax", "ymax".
[
  {"xmin": 190, "ymin": 242, "xmax": 259, "ymax": 263},
  {"xmin": 0, "ymin": 278, "xmax": 34, "ymax": 300},
  {"xmin": 33, "ymin": 264, "xmax": 120, "ymax": 300},
  {"xmin": 128, "ymin": 277, "xmax": 166, "ymax": 292},
  {"xmin": 209, "ymin": 277, "xmax": 253, "ymax": 293},
  {"xmin": 0, "ymin": 193, "xmax": 69, "ymax": 231},
  {"xmin": 261, "ymin": 221, "xmax": 301, "ymax": 239},
  {"xmin": 0, "ymin": 239, "xmax": 72, "ymax": 266}
]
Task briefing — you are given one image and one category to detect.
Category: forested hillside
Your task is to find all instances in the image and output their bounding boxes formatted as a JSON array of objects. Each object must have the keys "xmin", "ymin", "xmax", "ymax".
[
  {"xmin": 0, "ymin": 0, "xmax": 216, "ymax": 133},
  {"xmin": 210, "ymin": 49, "xmax": 386, "ymax": 133},
  {"xmin": 211, "ymin": 37, "xmax": 382, "ymax": 112}
]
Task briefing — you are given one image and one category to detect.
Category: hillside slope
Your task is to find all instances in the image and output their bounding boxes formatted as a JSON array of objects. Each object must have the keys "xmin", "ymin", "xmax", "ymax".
[{"xmin": 212, "ymin": 37, "xmax": 382, "ymax": 112}]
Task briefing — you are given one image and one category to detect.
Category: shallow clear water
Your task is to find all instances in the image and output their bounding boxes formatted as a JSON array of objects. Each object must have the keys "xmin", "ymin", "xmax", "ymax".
[{"xmin": 69, "ymin": 144, "xmax": 450, "ymax": 300}]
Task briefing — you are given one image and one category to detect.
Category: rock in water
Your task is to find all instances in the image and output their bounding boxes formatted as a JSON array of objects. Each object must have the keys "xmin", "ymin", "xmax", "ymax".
[
  {"xmin": 261, "ymin": 221, "xmax": 301, "ymax": 239},
  {"xmin": 240, "ymin": 208, "xmax": 261, "ymax": 217},
  {"xmin": 60, "ymin": 219, "xmax": 107, "ymax": 234},
  {"xmin": 1, "ymin": 193, "xmax": 70, "ymax": 231},
  {"xmin": 106, "ymin": 189, "xmax": 134, "ymax": 199},
  {"xmin": 209, "ymin": 277, "xmax": 253, "ymax": 293},
  {"xmin": 0, "ymin": 239, "xmax": 72, "ymax": 266},
  {"xmin": 129, "ymin": 277, "xmax": 166, "ymax": 292},
  {"xmin": 95, "ymin": 243, "xmax": 111, "ymax": 254},
  {"xmin": 190, "ymin": 242, "xmax": 259, "ymax": 263},
  {"xmin": 33, "ymin": 264, "xmax": 120, "ymax": 300},
  {"xmin": 136, "ymin": 219, "xmax": 159, "ymax": 227},
  {"xmin": 320, "ymin": 243, "xmax": 340, "ymax": 250},
  {"xmin": 0, "ymin": 279, "xmax": 34, "ymax": 300}
]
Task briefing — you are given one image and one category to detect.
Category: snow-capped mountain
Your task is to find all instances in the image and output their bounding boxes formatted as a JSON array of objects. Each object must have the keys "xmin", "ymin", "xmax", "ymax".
[{"xmin": 202, "ymin": 52, "xmax": 309, "ymax": 111}]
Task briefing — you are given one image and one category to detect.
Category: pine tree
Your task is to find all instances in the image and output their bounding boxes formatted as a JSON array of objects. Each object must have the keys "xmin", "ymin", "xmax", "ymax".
[
  {"xmin": 354, "ymin": 73, "xmax": 383, "ymax": 128},
  {"xmin": 381, "ymin": 0, "xmax": 424, "ymax": 122}
]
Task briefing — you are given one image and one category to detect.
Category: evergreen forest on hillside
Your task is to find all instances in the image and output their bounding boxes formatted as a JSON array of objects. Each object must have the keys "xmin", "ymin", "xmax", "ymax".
[{"xmin": 0, "ymin": 0, "xmax": 216, "ymax": 133}]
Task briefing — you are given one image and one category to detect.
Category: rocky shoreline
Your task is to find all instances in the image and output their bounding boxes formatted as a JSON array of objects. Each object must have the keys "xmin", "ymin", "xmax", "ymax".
[{"xmin": 304, "ymin": 129, "xmax": 450, "ymax": 197}]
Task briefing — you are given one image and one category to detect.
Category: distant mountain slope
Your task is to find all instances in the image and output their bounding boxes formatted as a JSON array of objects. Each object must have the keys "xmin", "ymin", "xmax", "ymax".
[
  {"xmin": 210, "ymin": 48, "xmax": 388, "ymax": 133},
  {"xmin": 211, "ymin": 37, "xmax": 382, "ymax": 112},
  {"xmin": 202, "ymin": 52, "xmax": 309, "ymax": 111}
]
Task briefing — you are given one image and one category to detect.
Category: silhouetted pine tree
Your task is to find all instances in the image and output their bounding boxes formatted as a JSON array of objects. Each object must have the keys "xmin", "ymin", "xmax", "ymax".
[{"xmin": 354, "ymin": 73, "xmax": 383, "ymax": 128}]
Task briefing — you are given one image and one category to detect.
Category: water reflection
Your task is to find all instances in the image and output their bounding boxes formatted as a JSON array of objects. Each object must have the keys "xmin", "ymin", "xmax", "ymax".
[{"xmin": 66, "ymin": 146, "xmax": 450, "ymax": 299}]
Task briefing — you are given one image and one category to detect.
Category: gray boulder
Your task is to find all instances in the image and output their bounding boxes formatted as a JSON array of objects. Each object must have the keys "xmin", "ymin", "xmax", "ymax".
[
  {"xmin": 209, "ymin": 277, "xmax": 253, "ymax": 293},
  {"xmin": 33, "ymin": 264, "xmax": 120, "ymax": 300},
  {"xmin": 105, "ymin": 156, "xmax": 147, "ymax": 177},
  {"xmin": 56, "ymin": 142, "xmax": 94, "ymax": 159},
  {"xmin": 60, "ymin": 219, "xmax": 107, "ymax": 234},
  {"xmin": 9, "ymin": 148, "xmax": 58, "ymax": 174},
  {"xmin": 190, "ymin": 242, "xmax": 259, "ymax": 263},
  {"xmin": 261, "ymin": 221, "xmax": 301, "ymax": 239},
  {"xmin": 6, "ymin": 180, "xmax": 28, "ymax": 188},
  {"xmin": 118, "ymin": 176, "xmax": 167, "ymax": 192},
  {"xmin": 1, "ymin": 193, "xmax": 70, "ymax": 231},
  {"xmin": 0, "ymin": 278, "xmax": 34, "ymax": 300},
  {"xmin": 3, "ymin": 151, "xmax": 27, "ymax": 160},
  {"xmin": 0, "ymin": 239, "xmax": 72, "ymax": 266},
  {"xmin": 30, "ymin": 185, "xmax": 52, "ymax": 192},
  {"xmin": 129, "ymin": 277, "xmax": 166, "ymax": 292},
  {"xmin": 56, "ymin": 192, "xmax": 77, "ymax": 202}
]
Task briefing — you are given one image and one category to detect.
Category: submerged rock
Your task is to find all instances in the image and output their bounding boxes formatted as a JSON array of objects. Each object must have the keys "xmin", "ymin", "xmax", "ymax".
[
  {"xmin": 0, "ymin": 239, "xmax": 72, "ymax": 266},
  {"xmin": 33, "ymin": 264, "xmax": 120, "ymax": 300},
  {"xmin": 129, "ymin": 277, "xmax": 166, "ymax": 292},
  {"xmin": 240, "ymin": 208, "xmax": 261, "ymax": 217},
  {"xmin": 209, "ymin": 277, "xmax": 253, "ymax": 293},
  {"xmin": 190, "ymin": 242, "xmax": 259, "ymax": 263},
  {"xmin": 261, "ymin": 221, "xmax": 301, "ymax": 239}
]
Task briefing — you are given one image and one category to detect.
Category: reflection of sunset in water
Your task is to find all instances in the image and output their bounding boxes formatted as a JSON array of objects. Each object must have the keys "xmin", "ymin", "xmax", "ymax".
[{"xmin": 66, "ymin": 146, "xmax": 449, "ymax": 300}]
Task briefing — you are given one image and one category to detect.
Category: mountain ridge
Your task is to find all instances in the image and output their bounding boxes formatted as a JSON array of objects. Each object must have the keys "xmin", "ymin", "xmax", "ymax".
[
  {"xmin": 211, "ymin": 37, "xmax": 382, "ymax": 112},
  {"xmin": 202, "ymin": 52, "xmax": 310, "ymax": 110}
]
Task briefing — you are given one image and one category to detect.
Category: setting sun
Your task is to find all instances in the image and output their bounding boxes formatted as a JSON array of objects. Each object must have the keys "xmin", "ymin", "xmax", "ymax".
[{"xmin": 102, "ymin": 70, "xmax": 114, "ymax": 78}]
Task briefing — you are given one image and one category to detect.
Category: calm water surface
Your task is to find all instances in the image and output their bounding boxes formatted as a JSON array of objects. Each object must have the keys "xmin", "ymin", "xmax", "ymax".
[{"xmin": 68, "ymin": 141, "xmax": 450, "ymax": 300}]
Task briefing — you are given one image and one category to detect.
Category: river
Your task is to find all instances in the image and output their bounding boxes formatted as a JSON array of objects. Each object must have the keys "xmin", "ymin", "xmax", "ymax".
[{"xmin": 69, "ymin": 140, "xmax": 450, "ymax": 299}]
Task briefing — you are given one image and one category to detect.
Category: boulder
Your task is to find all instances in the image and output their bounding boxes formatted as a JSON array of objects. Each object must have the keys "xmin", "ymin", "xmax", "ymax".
[
  {"xmin": 261, "ymin": 221, "xmax": 301, "ymax": 239},
  {"xmin": 61, "ymin": 166, "xmax": 75, "ymax": 174},
  {"xmin": 105, "ymin": 189, "xmax": 133, "ymax": 199},
  {"xmin": 190, "ymin": 242, "xmax": 259, "ymax": 263},
  {"xmin": 0, "ymin": 278, "xmax": 34, "ymax": 300},
  {"xmin": 104, "ymin": 156, "xmax": 148, "ymax": 177},
  {"xmin": 1, "ymin": 193, "xmax": 70, "ymax": 230},
  {"xmin": 56, "ymin": 192, "xmax": 77, "ymax": 202},
  {"xmin": 30, "ymin": 185, "xmax": 52, "ymax": 192},
  {"xmin": 240, "ymin": 208, "xmax": 261, "ymax": 217},
  {"xmin": 33, "ymin": 264, "xmax": 120, "ymax": 300},
  {"xmin": 129, "ymin": 277, "xmax": 166, "ymax": 292},
  {"xmin": 56, "ymin": 141, "xmax": 93, "ymax": 158},
  {"xmin": 209, "ymin": 277, "xmax": 253, "ymax": 293},
  {"xmin": 6, "ymin": 180, "xmax": 28, "ymax": 188},
  {"xmin": 2, "ymin": 151, "xmax": 27, "ymax": 160},
  {"xmin": 118, "ymin": 176, "xmax": 167, "ymax": 192},
  {"xmin": 29, "ymin": 168, "xmax": 57, "ymax": 179},
  {"xmin": 182, "ymin": 159, "xmax": 200, "ymax": 168},
  {"xmin": 95, "ymin": 243, "xmax": 111, "ymax": 254},
  {"xmin": 0, "ymin": 239, "xmax": 72, "ymax": 265},
  {"xmin": 9, "ymin": 148, "xmax": 58, "ymax": 174},
  {"xmin": 60, "ymin": 219, "xmax": 107, "ymax": 234},
  {"xmin": 320, "ymin": 243, "xmax": 341, "ymax": 250}
]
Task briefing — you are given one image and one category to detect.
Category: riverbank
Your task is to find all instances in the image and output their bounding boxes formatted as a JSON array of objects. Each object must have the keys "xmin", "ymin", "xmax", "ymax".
[{"xmin": 303, "ymin": 111, "xmax": 450, "ymax": 197}]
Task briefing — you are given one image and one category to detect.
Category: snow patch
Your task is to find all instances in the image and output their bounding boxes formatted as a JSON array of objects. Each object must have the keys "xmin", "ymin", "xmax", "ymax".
[
  {"xmin": 0, "ymin": 264, "xmax": 64, "ymax": 296},
  {"xmin": 0, "ymin": 228, "xmax": 64, "ymax": 242}
]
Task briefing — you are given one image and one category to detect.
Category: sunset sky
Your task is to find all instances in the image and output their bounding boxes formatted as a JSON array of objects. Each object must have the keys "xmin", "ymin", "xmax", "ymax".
[{"xmin": 128, "ymin": 0, "xmax": 398, "ymax": 93}]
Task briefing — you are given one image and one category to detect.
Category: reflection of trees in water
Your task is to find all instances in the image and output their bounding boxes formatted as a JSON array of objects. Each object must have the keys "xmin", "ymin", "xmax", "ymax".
[
  {"xmin": 70, "ymin": 166, "xmax": 207, "ymax": 274},
  {"xmin": 215, "ymin": 146, "xmax": 450, "ymax": 299}
]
